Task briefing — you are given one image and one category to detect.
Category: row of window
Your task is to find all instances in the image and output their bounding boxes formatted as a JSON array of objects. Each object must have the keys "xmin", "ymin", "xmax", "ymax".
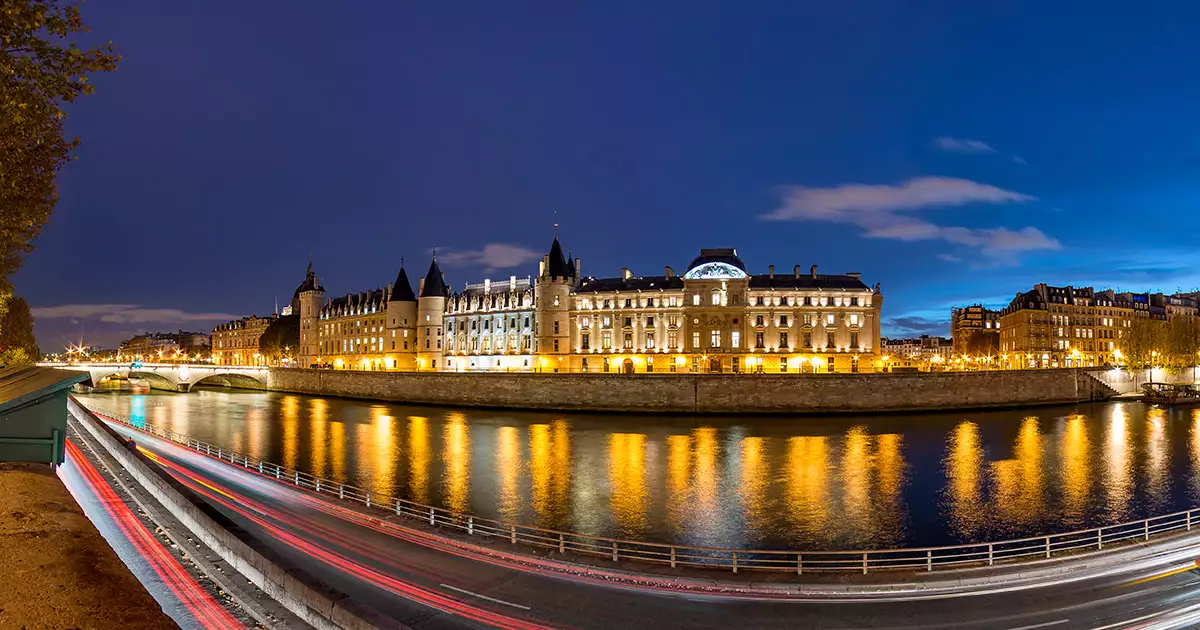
[
  {"xmin": 577, "ymin": 294, "xmax": 867, "ymax": 310},
  {"xmin": 579, "ymin": 330, "xmax": 860, "ymax": 351}
]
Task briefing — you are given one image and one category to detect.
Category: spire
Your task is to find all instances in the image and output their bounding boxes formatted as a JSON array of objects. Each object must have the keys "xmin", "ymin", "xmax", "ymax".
[
  {"xmin": 546, "ymin": 232, "xmax": 568, "ymax": 278},
  {"xmin": 566, "ymin": 250, "xmax": 576, "ymax": 277},
  {"xmin": 390, "ymin": 259, "xmax": 417, "ymax": 302},
  {"xmin": 420, "ymin": 255, "xmax": 448, "ymax": 298}
]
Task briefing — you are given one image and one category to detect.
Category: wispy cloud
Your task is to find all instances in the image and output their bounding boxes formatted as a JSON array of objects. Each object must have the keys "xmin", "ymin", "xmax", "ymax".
[
  {"xmin": 436, "ymin": 243, "xmax": 542, "ymax": 271},
  {"xmin": 937, "ymin": 253, "xmax": 963, "ymax": 263},
  {"xmin": 933, "ymin": 137, "xmax": 997, "ymax": 154},
  {"xmin": 763, "ymin": 176, "xmax": 1057, "ymax": 262},
  {"xmin": 1012, "ymin": 155, "xmax": 1027, "ymax": 165},
  {"xmin": 31, "ymin": 304, "xmax": 242, "ymax": 324}
]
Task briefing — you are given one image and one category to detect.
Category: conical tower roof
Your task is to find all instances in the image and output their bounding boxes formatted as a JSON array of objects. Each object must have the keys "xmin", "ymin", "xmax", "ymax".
[
  {"xmin": 390, "ymin": 261, "xmax": 416, "ymax": 302},
  {"xmin": 546, "ymin": 237, "xmax": 569, "ymax": 277},
  {"xmin": 420, "ymin": 256, "xmax": 448, "ymax": 298}
]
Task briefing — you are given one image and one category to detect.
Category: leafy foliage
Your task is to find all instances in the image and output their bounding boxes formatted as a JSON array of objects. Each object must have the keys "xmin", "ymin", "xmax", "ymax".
[
  {"xmin": 258, "ymin": 315, "xmax": 299, "ymax": 365},
  {"xmin": 1, "ymin": 1, "xmax": 119, "ymax": 294},
  {"xmin": 0, "ymin": 296, "xmax": 39, "ymax": 366},
  {"xmin": 1122, "ymin": 316, "xmax": 1200, "ymax": 372}
]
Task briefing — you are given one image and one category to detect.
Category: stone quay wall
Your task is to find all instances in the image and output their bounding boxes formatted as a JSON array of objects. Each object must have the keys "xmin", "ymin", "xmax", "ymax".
[{"xmin": 265, "ymin": 368, "xmax": 1119, "ymax": 414}]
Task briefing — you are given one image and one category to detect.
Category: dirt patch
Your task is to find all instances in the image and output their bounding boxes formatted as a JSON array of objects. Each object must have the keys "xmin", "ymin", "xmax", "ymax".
[{"xmin": 0, "ymin": 462, "xmax": 177, "ymax": 629}]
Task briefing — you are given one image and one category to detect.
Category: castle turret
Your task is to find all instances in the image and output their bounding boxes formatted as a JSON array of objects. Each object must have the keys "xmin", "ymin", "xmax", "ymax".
[
  {"xmin": 535, "ymin": 232, "xmax": 573, "ymax": 370},
  {"xmin": 417, "ymin": 255, "xmax": 448, "ymax": 370},
  {"xmin": 296, "ymin": 262, "xmax": 325, "ymax": 367},
  {"xmin": 385, "ymin": 260, "xmax": 418, "ymax": 370}
]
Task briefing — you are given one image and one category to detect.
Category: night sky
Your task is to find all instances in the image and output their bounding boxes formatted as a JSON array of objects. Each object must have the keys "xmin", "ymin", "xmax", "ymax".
[{"xmin": 19, "ymin": 1, "xmax": 1200, "ymax": 350}]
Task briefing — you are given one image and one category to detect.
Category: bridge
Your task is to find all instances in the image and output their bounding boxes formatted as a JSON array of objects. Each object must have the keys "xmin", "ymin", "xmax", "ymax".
[{"xmin": 40, "ymin": 362, "xmax": 268, "ymax": 392}]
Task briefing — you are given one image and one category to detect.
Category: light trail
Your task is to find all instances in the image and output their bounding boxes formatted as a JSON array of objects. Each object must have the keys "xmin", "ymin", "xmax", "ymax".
[
  {"xmin": 62, "ymin": 439, "xmax": 244, "ymax": 630},
  {"xmin": 138, "ymin": 447, "xmax": 561, "ymax": 630}
]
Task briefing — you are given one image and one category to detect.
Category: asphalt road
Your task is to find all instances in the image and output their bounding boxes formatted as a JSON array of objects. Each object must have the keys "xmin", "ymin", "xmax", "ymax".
[{"xmin": 111, "ymin": 420, "xmax": 1200, "ymax": 630}]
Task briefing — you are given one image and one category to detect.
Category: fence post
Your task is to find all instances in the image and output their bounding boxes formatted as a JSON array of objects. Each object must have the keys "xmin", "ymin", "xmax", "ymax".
[
  {"xmin": 510, "ymin": 525, "xmax": 516, "ymax": 544},
  {"xmin": 396, "ymin": 498, "xmax": 401, "ymax": 516},
  {"xmin": 217, "ymin": 447, "xmax": 222, "ymax": 458},
  {"xmin": 339, "ymin": 484, "xmax": 345, "ymax": 499},
  {"xmin": 1045, "ymin": 536, "xmax": 1051, "ymax": 558},
  {"xmin": 560, "ymin": 533, "xmax": 566, "ymax": 554},
  {"xmin": 243, "ymin": 456, "xmax": 249, "ymax": 467},
  {"xmin": 732, "ymin": 552, "xmax": 738, "ymax": 574},
  {"xmin": 274, "ymin": 466, "xmax": 280, "ymax": 479},
  {"xmin": 294, "ymin": 471, "xmax": 299, "ymax": 485},
  {"xmin": 258, "ymin": 461, "xmax": 263, "ymax": 474},
  {"xmin": 1189, "ymin": 511, "xmax": 1193, "ymax": 531},
  {"xmin": 926, "ymin": 550, "xmax": 932, "ymax": 571},
  {"xmin": 315, "ymin": 479, "xmax": 321, "ymax": 492},
  {"xmin": 797, "ymin": 554, "xmax": 802, "ymax": 575},
  {"xmin": 468, "ymin": 516, "xmax": 474, "ymax": 535},
  {"xmin": 612, "ymin": 542, "xmax": 618, "ymax": 562},
  {"xmin": 862, "ymin": 552, "xmax": 868, "ymax": 574},
  {"xmin": 988, "ymin": 544, "xmax": 994, "ymax": 566},
  {"xmin": 1145, "ymin": 519, "xmax": 1150, "ymax": 541},
  {"xmin": 429, "ymin": 507, "xmax": 435, "ymax": 525},
  {"xmin": 670, "ymin": 546, "xmax": 676, "ymax": 568},
  {"xmin": 366, "ymin": 492, "xmax": 371, "ymax": 508},
  {"xmin": 206, "ymin": 444, "xmax": 211, "ymax": 455}
]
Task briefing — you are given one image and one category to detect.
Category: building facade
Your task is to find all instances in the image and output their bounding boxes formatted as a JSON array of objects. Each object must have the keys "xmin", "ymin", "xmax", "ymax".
[
  {"xmin": 119, "ymin": 331, "xmax": 211, "ymax": 360},
  {"xmin": 950, "ymin": 305, "xmax": 1000, "ymax": 355},
  {"xmin": 300, "ymin": 237, "xmax": 885, "ymax": 373},
  {"xmin": 212, "ymin": 315, "xmax": 275, "ymax": 365}
]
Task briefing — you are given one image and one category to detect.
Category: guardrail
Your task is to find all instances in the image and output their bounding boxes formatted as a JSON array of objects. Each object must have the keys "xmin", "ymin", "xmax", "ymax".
[{"xmin": 82, "ymin": 404, "xmax": 1200, "ymax": 575}]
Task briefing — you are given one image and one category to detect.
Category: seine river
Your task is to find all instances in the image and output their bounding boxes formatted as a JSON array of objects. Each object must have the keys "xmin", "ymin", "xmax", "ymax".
[{"xmin": 76, "ymin": 387, "xmax": 1200, "ymax": 551}]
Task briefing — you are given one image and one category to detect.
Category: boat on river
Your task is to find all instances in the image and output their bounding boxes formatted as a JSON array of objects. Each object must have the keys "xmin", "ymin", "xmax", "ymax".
[{"xmin": 1141, "ymin": 382, "xmax": 1200, "ymax": 406}]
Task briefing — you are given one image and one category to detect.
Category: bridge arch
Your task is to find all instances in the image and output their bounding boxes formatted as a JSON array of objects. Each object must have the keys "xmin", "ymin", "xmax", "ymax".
[{"xmin": 189, "ymin": 372, "xmax": 266, "ymax": 391}]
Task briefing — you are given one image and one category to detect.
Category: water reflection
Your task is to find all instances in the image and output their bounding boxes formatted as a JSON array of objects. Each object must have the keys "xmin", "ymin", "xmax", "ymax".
[{"xmin": 78, "ymin": 388, "xmax": 1200, "ymax": 551}]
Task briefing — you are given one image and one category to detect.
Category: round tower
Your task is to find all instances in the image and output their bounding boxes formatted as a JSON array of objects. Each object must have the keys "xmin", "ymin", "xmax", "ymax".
[
  {"xmin": 417, "ymin": 256, "xmax": 448, "ymax": 370},
  {"xmin": 535, "ymin": 232, "xmax": 574, "ymax": 371},
  {"xmin": 385, "ymin": 260, "xmax": 418, "ymax": 370}
]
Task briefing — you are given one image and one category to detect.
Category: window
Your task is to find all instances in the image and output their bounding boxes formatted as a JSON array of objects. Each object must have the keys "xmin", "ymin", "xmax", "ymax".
[
  {"xmin": 603, "ymin": 358, "xmax": 610, "ymax": 372},
  {"xmin": 554, "ymin": 321, "xmax": 559, "ymax": 334},
  {"xmin": 827, "ymin": 358, "xmax": 835, "ymax": 373},
  {"xmin": 803, "ymin": 332, "xmax": 812, "ymax": 348},
  {"xmin": 693, "ymin": 294, "xmax": 701, "ymax": 306},
  {"xmin": 624, "ymin": 317, "xmax": 632, "ymax": 327},
  {"xmin": 553, "ymin": 295, "xmax": 560, "ymax": 306},
  {"xmin": 602, "ymin": 331, "xmax": 612, "ymax": 349},
  {"xmin": 780, "ymin": 315, "xmax": 788, "ymax": 326},
  {"xmin": 826, "ymin": 314, "xmax": 835, "ymax": 326},
  {"xmin": 755, "ymin": 332, "xmax": 764, "ymax": 348},
  {"xmin": 803, "ymin": 314, "xmax": 811, "ymax": 325},
  {"xmin": 827, "ymin": 332, "xmax": 835, "ymax": 348},
  {"xmin": 850, "ymin": 332, "xmax": 859, "ymax": 349},
  {"xmin": 693, "ymin": 331, "xmax": 701, "ymax": 348},
  {"xmin": 623, "ymin": 333, "xmax": 633, "ymax": 349},
  {"xmin": 779, "ymin": 332, "xmax": 788, "ymax": 347},
  {"xmin": 582, "ymin": 316, "xmax": 590, "ymax": 328},
  {"xmin": 711, "ymin": 292, "xmax": 721, "ymax": 305},
  {"xmin": 669, "ymin": 296, "xmax": 678, "ymax": 307},
  {"xmin": 850, "ymin": 314, "xmax": 860, "ymax": 326},
  {"xmin": 426, "ymin": 339, "xmax": 431, "ymax": 349},
  {"xmin": 851, "ymin": 356, "xmax": 859, "ymax": 373},
  {"xmin": 731, "ymin": 330, "xmax": 740, "ymax": 348},
  {"xmin": 646, "ymin": 332, "xmax": 655, "ymax": 349},
  {"xmin": 755, "ymin": 296, "xmax": 764, "ymax": 306},
  {"xmin": 603, "ymin": 316, "xmax": 612, "ymax": 328},
  {"xmin": 582, "ymin": 357, "xmax": 589, "ymax": 371},
  {"xmin": 647, "ymin": 316, "xmax": 655, "ymax": 326},
  {"xmin": 604, "ymin": 299, "xmax": 612, "ymax": 308},
  {"xmin": 582, "ymin": 334, "xmax": 590, "ymax": 350},
  {"xmin": 668, "ymin": 316, "xmax": 678, "ymax": 327},
  {"xmin": 624, "ymin": 298, "xmax": 631, "ymax": 308},
  {"xmin": 484, "ymin": 320, "xmax": 490, "ymax": 331},
  {"xmin": 711, "ymin": 330, "xmax": 721, "ymax": 347},
  {"xmin": 554, "ymin": 339, "xmax": 559, "ymax": 352},
  {"xmin": 780, "ymin": 357, "xmax": 787, "ymax": 372},
  {"xmin": 804, "ymin": 296, "xmax": 812, "ymax": 306},
  {"xmin": 668, "ymin": 331, "xmax": 678, "ymax": 349},
  {"xmin": 646, "ymin": 356, "xmax": 654, "ymax": 372}
]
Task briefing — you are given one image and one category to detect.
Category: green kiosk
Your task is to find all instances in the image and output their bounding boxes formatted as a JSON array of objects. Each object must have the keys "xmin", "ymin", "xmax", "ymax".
[{"xmin": 0, "ymin": 367, "xmax": 90, "ymax": 466}]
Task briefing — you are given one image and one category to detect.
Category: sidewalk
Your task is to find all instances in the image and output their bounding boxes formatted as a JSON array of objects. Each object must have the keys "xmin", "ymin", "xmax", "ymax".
[{"xmin": 0, "ymin": 462, "xmax": 176, "ymax": 629}]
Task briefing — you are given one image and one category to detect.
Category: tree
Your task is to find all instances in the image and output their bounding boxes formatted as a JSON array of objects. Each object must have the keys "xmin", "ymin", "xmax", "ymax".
[
  {"xmin": 258, "ymin": 315, "xmax": 299, "ymax": 366},
  {"xmin": 2, "ymin": 1, "xmax": 119, "ymax": 294},
  {"xmin": 963, "ymin": 330, "xmax": 999, "ymax": 357},
  {"xmin": 1125, "ymin": 317, "xmax": 1167, "ymax": 370},
  {"xmin": 0, "ymin": 296, "xmax": 39, "ymax": 366}
]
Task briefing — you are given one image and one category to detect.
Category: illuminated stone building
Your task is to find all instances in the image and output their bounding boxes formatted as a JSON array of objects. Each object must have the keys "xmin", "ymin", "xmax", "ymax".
[
  {"xmin": 950, "ymin": 305, "xmax": 1000, "ymax": 355},
  {"xmin": 212, "ymin": 315, "xmax": 275, "ymax": 366},
  {"xmin": 301, "ymin": 236, "xmax": 885, "ymax": 373},
  {"xmin": 999, "ymin": 283, "xmax": 1140, "ymax": 368}
]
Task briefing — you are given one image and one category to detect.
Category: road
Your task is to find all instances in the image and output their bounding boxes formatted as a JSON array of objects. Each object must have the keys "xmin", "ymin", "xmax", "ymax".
[
  {"xmin": 107, "ymin": 418, "xmax": 1200, "ymax": 630},
  {"xmin": 61, "ymin": 432, "xmax": 250, "ymax": 630}
]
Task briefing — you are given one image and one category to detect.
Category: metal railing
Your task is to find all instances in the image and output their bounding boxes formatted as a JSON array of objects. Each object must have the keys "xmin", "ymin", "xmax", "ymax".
[{"xmin": 79, "ymin": 403, "xmax": 1200, "ymax": 575}]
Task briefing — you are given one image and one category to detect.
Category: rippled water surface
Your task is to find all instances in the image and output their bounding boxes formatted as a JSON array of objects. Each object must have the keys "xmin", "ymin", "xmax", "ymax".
[{"xmin": 76, "ymin": 387, "xmax": 1200, "ymax": 550}]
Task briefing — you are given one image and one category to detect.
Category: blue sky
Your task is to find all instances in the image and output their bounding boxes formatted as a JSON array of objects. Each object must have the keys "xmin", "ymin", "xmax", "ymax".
[{"xmin": 19, "ymin": 1, "xmax": 1200, "ymax": 349}]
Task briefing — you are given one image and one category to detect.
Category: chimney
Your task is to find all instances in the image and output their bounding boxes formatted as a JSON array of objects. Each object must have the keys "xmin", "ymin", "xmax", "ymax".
[
  {"xmin": 768, "ymin": 264, "xmax": 775, "ymax": 279},
  {"xmin": 810, "ymin": 264, "xmax": 818, "ymax": 279},
  {"xmin": 846, "ymin": 272, "xmax": 861, "ymax": 280},
  {"xmin": 539, "ymin": 259, "xmax": 546, "ymax": 277},
  {"xmin": 574, "ymin": 258, "xmax": 581, "ymax": 278},
  {"xmin": 794, "ymin": 265, "xmax": 800, "ymax": 279},
  {"xmin": 623, "ymin": 268, "xmax": 633, "ymax": 280},
  {"xmin": 665, "ymin": 266, "xmax": 675, "ymax": 279},
  {"xmin": 419, "ymin": 278, "xmax": 426, "ymax": 293}
]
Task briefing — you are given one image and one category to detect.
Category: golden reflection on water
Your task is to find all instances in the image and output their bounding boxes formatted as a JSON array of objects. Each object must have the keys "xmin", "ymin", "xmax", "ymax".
[
  {"xmin": 841, "ymin": 426, "xmax": 871, "ymax": 543},
  {"xmin": 1104, "ymin": 405, "xmax": 1134, "ymax": 521},
  {"xmin": 946, "ymin": 421, "xmax": 986, "ymax": 537},
  {"xmin": 608, "ymin": 433, "xmax": 648, "ymax": 537},
  {"xmin": 363, "ymin": 407, "xmax": 397, "ymax": 496},
  {"xmin": 1144, "ymin": 407, "xmax": 1169, "ymax": 512},
  {"xmin": 1060, "ymin": 414, "xmax": 1091, "ymax": 525},
  {"xmin": 875, "ymin": 432, "xmax": 905, "ymax": 545},
  {"xmin": 692, "ymin": 428, "xmax": 720, "ymax": 536},
  {"xmin": 666, "ymin": 434, "xmax": 691, "ymax": 534},
  {"xmin": 739, "ymin": 437, "xmax": 771, "ymax": 541},
  {"xmin": 785, "ymin": 436, "xmax": 829, "ymax": 541},
  {"xmin": 442, "ymin": 413, "xmax": 470, "ymax": 513},
  {"xmin": 497, "ymin": 426, "xmax": 521, "ymax": 521},
  {"xmin": 1191, "ymin": 411, "xmax": 1200, "ymax": 504},
  {"xmin": 990, "ymin": 417, "xmax": 1044, "ymax": 528},
  {"xmin": 407, "ymin": 416, "xmax": 430, "ymax": 504},
  {"xmin": 529, "ymin": 422, "xmax": 571, "ymax": 527},
  {"xmin": 280, "ymin": 396, "xmax": 299, "ymax": 469},
  {"xmin": 330, "ymin": 420, "xmax": 346, "ymax": 482}
]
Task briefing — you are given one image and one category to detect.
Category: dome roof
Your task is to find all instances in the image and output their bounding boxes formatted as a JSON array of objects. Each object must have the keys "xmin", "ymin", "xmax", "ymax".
[{"xmin": 684, "ymin": 248, "xmax": 748, "ymax": 279}]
